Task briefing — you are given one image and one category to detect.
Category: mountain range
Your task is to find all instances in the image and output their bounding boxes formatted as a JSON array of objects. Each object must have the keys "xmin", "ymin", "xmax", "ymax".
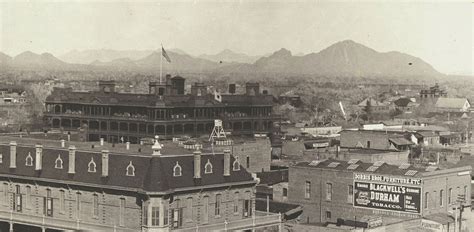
[
  {"xmin": 198, "ymin": 49, "xmax": 262, "ymax": 64},
  {"xmin": 214, "ymin": 40, "xmax": 440, "ymax": 77},
  {"xmin": 59, "ymin": 48, "xmax": 189, "ymax": 64},
  {"xmin": 1, "ymin": 40, "xmax": 443, "ymax": 78}
]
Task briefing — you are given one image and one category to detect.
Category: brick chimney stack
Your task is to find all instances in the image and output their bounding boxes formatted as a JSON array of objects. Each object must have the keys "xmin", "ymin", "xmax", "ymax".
[
  {"xmin": 223, "ymin": 149, "xmax": 231, "ymax": 176},
  {"xmin": 193, "ymin": 150, "xmax": 201, "ymax": 179},
  {"xmin": 9, "ymin": 141, "xmax": 17, "ymax": 169}
]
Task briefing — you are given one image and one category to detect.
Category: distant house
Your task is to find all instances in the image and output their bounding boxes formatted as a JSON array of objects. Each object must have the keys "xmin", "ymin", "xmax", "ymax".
[
  {"xmin": 339, "ymin": 130, "xmax": 414, "ymax": 151},
  {"xmin": 357, "ymin": 97, "xmax": 391, "ymax": 113},
  {"xmin": 435, "ymin": 98, "xmax": 471, "ymax": 112},
  {"xmin": 393, "ymin": 97, "xmax": 419, "ymax": 113},
  {"xmin": 414, "ymin": 131, "xmax": 440, "ymax": 146},
  {"xmin": 0, "ymin": 85, "xmax": 27, "ymax": 105},
  {"xmin": 440, "ymin": 133, "xmax": 463, "ymax": 145},
  {"xmin": 278, "ymin": 90, "xmax": 302, "ymax": 107}
]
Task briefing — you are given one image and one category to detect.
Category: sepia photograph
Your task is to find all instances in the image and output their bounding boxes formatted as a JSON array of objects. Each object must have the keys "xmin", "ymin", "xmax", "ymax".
[{"xmin": 0, "ymin": 0, "xmax": 473, "ymax": 231}]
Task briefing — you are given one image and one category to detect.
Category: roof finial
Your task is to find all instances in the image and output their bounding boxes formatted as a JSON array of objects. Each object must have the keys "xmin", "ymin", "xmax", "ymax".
[{"xmin": 152, "ymin": 135, "xmax": 162, "ymax": 156}]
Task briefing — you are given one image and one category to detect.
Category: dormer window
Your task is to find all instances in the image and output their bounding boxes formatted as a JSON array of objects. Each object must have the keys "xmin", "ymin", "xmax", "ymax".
[
  {"xmin": 126, "ymin": 161, "xmax": 135, "ymax": 177},
  {"xmin": 55, "ymin": 155, "xmax": 63, "ymax": 169},
  {"xmin": 204, "ymin": 159, "xmax": 213, "ymax": 174},
  {"xmin": 25, "ymin": 152, "xmax": 33, "ymax": 166},
  {"xmin": 232, "ymin": 157, "xmax": 241, "ymax": 171},
  {"xmin": 173, "ymin": 162, "xmax": 182, "ymax": 177},
  {"xmin": 88, "ymin": 158, "xmax": 96, "ymax": 173}
]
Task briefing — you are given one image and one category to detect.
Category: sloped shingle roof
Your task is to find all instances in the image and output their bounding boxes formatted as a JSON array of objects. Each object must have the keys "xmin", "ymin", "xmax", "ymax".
[
  {"xmin": 435, "ymin": 98, "xmax": 469, "ymax": 109},
  {"xmin": 0, "ymin": 142, "xmax": 254, "ymax": 194}
]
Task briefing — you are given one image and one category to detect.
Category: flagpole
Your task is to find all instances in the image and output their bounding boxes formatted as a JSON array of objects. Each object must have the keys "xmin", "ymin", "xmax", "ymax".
[{"xmin": 160, "ymin": 45, "xmax": 163, "ymax": 84}]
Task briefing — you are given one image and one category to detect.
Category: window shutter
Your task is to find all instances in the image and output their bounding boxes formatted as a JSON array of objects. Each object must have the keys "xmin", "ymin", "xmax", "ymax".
[
  {"xmin": 179, "ymin": 208, "xmax": 183, "ymax": 227},
  {"xmin": 43, "ymin": 197, "xmax": 47, "ymax": 215}
]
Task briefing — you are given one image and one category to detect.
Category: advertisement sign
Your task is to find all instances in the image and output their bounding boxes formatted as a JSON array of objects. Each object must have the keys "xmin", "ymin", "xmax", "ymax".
[{"xmin": 353, "ymin": 173, "xmax": 422, "ymax": 214}]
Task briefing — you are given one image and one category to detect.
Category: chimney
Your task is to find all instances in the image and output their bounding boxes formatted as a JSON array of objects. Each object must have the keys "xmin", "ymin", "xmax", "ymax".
[
  {"xmin": 35, "ymin": 144, "xmax": 43, "ymax": 171},
  {"xmin": 9, "ymin": 141, "xmax": 17, "ymax": 169},
  {"xmin": 68, "ymin": 145, "xmax": 76, "ymax": 174},
  {"xmin": 223, "ymin": 149, "xmax": 231, "ymax": 176},
  {"xmin": 100, "ymin": 138, "xmax": 104, "ymax": 146},
  {"xmin": 126, "ymin": 142, "xmax": 130, "ymax": 150},
  {"xmin": 193, "ymin": 150, "xmax": 201, "ymax": 179},
  {"xmin": 152, "ymin": 136, "xmax": 162, "ymax": 156},
  {"xmin": 229, "ymin": 84, "xmax": 236, "ymax": 94},
  {"xmin": 101, "ymin": 150, "xmax": 109, "ymax": 177},
  {"xmin": 60, "ymin": 139, "xmax": 65, "ymax": 148}
]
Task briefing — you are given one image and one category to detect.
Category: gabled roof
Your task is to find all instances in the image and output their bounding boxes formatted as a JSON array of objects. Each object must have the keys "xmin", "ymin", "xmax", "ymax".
[
  {"xmin": 435, "ymin": 98, "xmax": 470, "ymax": 109},
  {"xmin": 393, "ymin": 98, "xmax": 412, "ymax": 107},
  {"xmin": 415, "ymin": 131, "xmax": 439, "ymax": 138},
  {"xmin": 388, "ymin": 137, "xmax": 414, "ymax": 146}
]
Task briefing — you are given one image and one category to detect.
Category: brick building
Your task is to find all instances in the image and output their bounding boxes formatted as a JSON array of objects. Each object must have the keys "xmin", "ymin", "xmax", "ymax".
[
  {"xmin": 44, "ymin": 76, "xmax": 279, "ymax": 143},
  {"xmin": 0, "ymin": 137, "xmax": 281, "ymax": 231},
  {"xmin": 288, "ymin": 159, "xmax": 471, "ymax": 229}
]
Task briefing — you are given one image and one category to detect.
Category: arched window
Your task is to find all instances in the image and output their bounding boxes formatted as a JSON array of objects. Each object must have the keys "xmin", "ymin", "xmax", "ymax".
[
  {"xmin": 233, "ymin": 157, "xmax": 241, "ymax": 171},
  {"xmin": 88, "ymin": 158, "xmax": 96, "ymax": 173},
  {"xmin": 126, "ymin": 161, "xmax": 135, "ymax": 176},
  {"xmin": 55, "ymin": 154, "xmax": 63, "ymax": 169},
  {"xmin": 25, "ymin": 152, "xmax": 33, "ymax": 166},
  {"xmin": 204, "ymin": 159, "xmax": 213, "ymax": 174},
  {"xmin": 173, "ymin": 162, "xmax": 182, "ymax": 177}
]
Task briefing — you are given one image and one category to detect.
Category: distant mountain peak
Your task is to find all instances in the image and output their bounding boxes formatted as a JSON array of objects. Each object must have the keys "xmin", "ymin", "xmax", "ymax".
[
  {"xmin": 220, "ymin": 40, "xmax": 441, "ymax": 77},
  {"xmin": 199, "ymin": 49, "xmax": 262, "ymax": 64},
  {"xmin": 271, "ymin": 48, "xmax": 292, "ymax": 58}
]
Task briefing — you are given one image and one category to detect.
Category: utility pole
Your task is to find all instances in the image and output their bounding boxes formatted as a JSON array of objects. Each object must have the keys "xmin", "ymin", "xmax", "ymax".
[{"xmin": 456, "ymin": 194, "xmax": 468, "ymax": 232}]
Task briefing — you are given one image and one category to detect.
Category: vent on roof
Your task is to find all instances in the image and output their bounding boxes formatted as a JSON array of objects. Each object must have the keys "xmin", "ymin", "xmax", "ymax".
[
  {"xmin": 366, "ymin": 166, "xmax": 379, "ymax": 172},
  {"xmin": 347, "ymin": 164, "xmax": 359, "ymax": 170},
  {"xmin": 405, "ymin": 170, "xmax": 418, "ymax": 176},
  {"xmin": 373, "ymin": 161, "xmax": 385, "ymax": 167},
  {"xmin": 399, "ymin": 163, "xmax": 411, "ymax": 170},
  {"xmin": 327, "ymin": 162, "xmax": 340, "ymax": 168},
  {"xmin": 309, "ymin": 160, "xmax": 321, "ymax": 166},
  {"xmin": 348, "ymin": 159, "xmax": 360, "ymax": 164},
  {"xmin": 425, "ymin": 166, "xmax": 438, "ymax": 172}
]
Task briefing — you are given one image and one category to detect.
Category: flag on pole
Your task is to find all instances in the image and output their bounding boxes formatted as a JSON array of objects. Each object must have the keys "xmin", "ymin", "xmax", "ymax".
[{"xmin": 162, "ymin": 46, "xmax": 171, "ymax": 62}]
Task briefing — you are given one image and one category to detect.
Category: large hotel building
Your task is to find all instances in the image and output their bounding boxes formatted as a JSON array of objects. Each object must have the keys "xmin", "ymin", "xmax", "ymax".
[
  {"xmin": 43, "ymin": 75, "xmax": 278, "ymax": 143},
  {"xmin": 0, "ymin": 137, "xmax": 281, "ymax": 231}
]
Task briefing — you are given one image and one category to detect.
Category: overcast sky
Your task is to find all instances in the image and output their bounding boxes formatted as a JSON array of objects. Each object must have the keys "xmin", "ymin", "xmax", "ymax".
[{"xmin": 0, "ymin": 0, "xmax": 472, "ymax": 75}]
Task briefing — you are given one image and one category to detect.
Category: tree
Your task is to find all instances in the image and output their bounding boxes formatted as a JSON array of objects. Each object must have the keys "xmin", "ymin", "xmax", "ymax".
[{"xmin": 363, "ymin": 98, "xmax": 373, "ymax": 121}]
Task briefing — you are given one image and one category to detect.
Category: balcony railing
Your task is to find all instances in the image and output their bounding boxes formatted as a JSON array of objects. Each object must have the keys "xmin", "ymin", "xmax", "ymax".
[
  {"xmin": 0, "ymin": 209, "xmax": 137, "ymax": 231},
  {"xmin": 171, "ymin": 213, "xmax": 281, "ymax": 232},
  {"xmin": 44, "ymin": 112, "xmax": 281, "ymax": 122}
]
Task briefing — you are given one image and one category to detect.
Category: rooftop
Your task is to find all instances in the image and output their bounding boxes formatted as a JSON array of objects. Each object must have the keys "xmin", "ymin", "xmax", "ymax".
[
  {"xmin": 294, "ymin": 158, "xmax": 455, "ymax": 178},
  {"xmin": 0, "ymin": 136, "xmax": 255, "ymax": 193},
  {"xmin": 0, "ymin": 135, "xmax": 192, "ymax": 157},
  {"xmin": 435, "ymin": 97, "xmax": 470, "ymax": 109},
  {"xmin": 46, "ymin": 87, "xmax": 274, "ymax": 107}
]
